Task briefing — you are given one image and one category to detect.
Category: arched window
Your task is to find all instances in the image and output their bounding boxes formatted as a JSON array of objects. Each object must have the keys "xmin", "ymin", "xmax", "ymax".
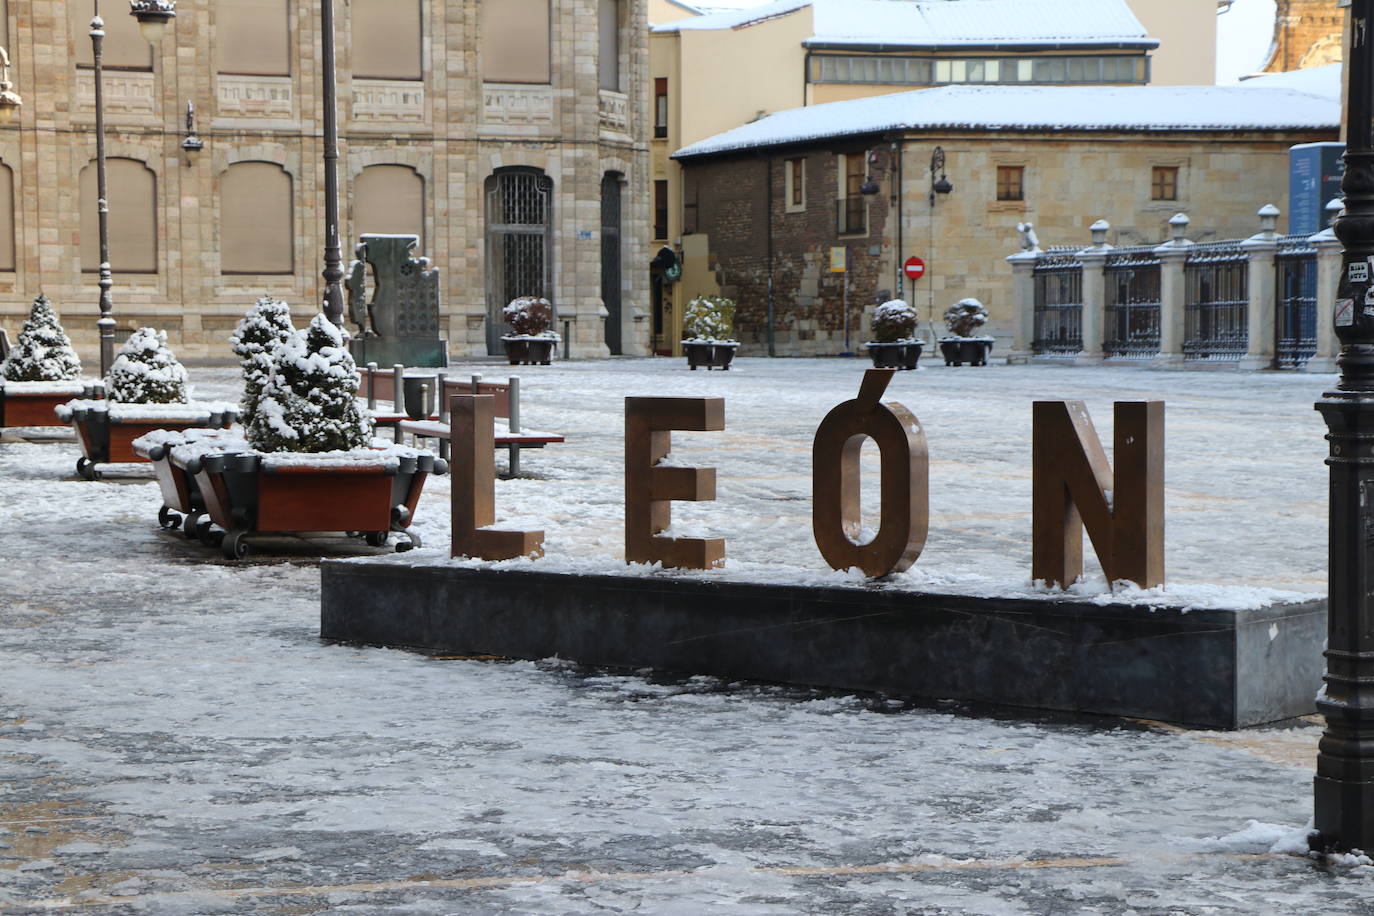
[
  {"xmin": 221, "ymin": 162, "xmax": 293, "ymax": 274},
  {"xmin": 353, "ymin": 0, "xmax": 422, "ymax": 80},
  {"xmin": 354, "ymin": 165, "xmax": 425, "ymax": 248},
  {"xmin": 218, "ymin": 0, "xmax": 290, "ymax": 76},
  {"xmin": 481, "ymin": 0, "xmax": 550, "ymax": 84},
  {"xmin": 0, "ymin": 161, "xmax": 15, "ymax": 272},
  {"xmin": 72, "ymin": 0, "xmax": 151, "ymax": 70},
  {"xmin": 80, "ymin": 158, "xmax": 157, "ymax": 274}
]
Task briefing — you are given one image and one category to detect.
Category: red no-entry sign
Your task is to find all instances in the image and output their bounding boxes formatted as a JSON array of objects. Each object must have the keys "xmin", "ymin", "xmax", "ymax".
[{"xmin": 903, "ymin": 256, "xmax": 926, "ymax": 280}]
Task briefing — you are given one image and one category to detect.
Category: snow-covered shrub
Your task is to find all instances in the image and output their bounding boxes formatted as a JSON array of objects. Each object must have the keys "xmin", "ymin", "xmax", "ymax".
[
  {"xmin": 943, "ymin": 298, "xmax": 988, "ymax": 339},
  {"xmin": 248, "ymin": 313, "xmax": 371, "ymax": 454},
  {"xmin": 502, "ymin": 297, "xmax": 557, "ymax": 338},
  {"xmin": 229, "ymin": 297, "xmax": 295, "ymax": 430},
  {"xmin": 682, "ymin": 295, "xmax": 736, "ymax": 342},
  {"xmin": 1, "ymin": 294, "xmax": 82, "ymax": 382},
  {"xmin": 871, "ymin": 299, "xmax": 918, "ymax": 343},
  {"xmin": 106, "ymin": 328, "xmax": 189, "ymax": 404}
]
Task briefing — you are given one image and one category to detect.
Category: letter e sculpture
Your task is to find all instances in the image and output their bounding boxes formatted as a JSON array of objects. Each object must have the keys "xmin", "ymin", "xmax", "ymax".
[
  {"xmin": 451, "ymin": 394, "xmax": 544, "ymax": 561},
  {"xmin": 625, "ymin": 397, "xmax": 726, "ymax": 569},
  {"xmin": 1032, "ymin": 400, "xmax": 1163, "ymax": 589},
  {"xmin": 813, "ymin": 369, "xmax": 929, "ymax": 577}
]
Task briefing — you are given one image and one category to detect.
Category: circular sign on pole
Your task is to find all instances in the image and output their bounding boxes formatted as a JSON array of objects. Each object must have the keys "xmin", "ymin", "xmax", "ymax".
[{"xmin": 903, "ymin": 256, "xmax": 926, "ymax": 280}]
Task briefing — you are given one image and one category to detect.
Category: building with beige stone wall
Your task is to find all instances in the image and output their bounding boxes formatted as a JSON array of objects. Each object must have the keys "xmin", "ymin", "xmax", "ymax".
[
  {"xmin": 645, "ymin": 0, "xmax": 1221, "ymax": 354},
  {"xmin": 1262, "ymin": 0, "xmax": 1343, "ymax": 73},
  {"xmin": 670, "ymin": 80, "xmax": 1338, "ymax": 356},
  {"xmin": 0, "ymin": 0, "xmax": 650, "ymax": 362}
]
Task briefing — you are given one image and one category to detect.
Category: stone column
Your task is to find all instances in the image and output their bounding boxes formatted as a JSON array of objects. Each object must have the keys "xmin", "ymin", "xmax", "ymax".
[
  {"xmin": 1076, "ymin": 219, "xmax": 1112, "ymax": 364},
  {"xmin": 1307, "ymin": 228, "xmax": 1343, "ymax": 373},
  {"xmin": 1151, "ymin": 213, "xmax": 1193, "ymax": 368},
  {"xmin": 1239, "ymin": 204, "xmax": 1281, "ymax": 371},
  {"xmin": 1005, "ymin": 248, "xmax": 1039, "ymax": 364}
]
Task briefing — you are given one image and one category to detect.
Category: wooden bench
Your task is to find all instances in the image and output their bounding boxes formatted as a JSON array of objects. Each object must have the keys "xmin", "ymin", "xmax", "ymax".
[{"xmin": 357, "ymin": 364, "xmax": 564, "ymax": 477}]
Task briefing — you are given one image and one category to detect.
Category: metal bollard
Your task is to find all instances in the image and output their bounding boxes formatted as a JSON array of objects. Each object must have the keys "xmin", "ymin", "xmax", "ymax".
[{"xmin": 365, "ymin": 362, "xmax": 378, "ymax": 411}]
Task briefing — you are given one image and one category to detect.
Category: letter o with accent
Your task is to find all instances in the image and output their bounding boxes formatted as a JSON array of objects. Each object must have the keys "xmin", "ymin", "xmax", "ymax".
[{"xmin": 812, "ymin": 369, "xmax": 929, "ymax": 578}]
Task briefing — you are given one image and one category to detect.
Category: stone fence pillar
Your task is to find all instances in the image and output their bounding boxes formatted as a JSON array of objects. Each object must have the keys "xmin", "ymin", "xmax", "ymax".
[
  {"xmin": 1076, "ymin": 220, "xmax": 1113, "ymax": 364},
  {"xmin": 1152, "ymin": 213, "xmax": 1193, "ymax": 369},
  {"xmin": 1006, "ymin": 248, "xmax": 1039, "ymax": 364},
  {"xmin": 1240, "ymin": 204, "xmax": 1281, "ymax": 371},
  {"xmin": 1308, "ymin": 227, "xmax": 1343, "ymax": 373}
]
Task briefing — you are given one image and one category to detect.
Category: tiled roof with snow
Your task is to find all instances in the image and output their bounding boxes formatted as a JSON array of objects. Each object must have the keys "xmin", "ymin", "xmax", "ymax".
[
  {"xmin": 654, "ymin": 0, "xmax": 1155, "ymax": 49},
  {"xmin": 1237, "ymin": 64, "xmax": 1341, "ymax": 99},
  {"xmin": 673, "ymin": 84, "xmax": 1340, "ymax": 158}
]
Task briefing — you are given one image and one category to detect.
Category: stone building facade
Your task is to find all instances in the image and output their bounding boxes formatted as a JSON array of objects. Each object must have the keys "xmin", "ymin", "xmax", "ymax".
[
  {"xmin": 0, "ymin": 0, "xmax": 650, "ymax": 362},
  {"xmin": 1262, "ymin": 0, "xmax": 1343, "ymax": 73},
  {"xmin": 674, "ymin": 84, "xmax": 1338, "ymax": 356}
]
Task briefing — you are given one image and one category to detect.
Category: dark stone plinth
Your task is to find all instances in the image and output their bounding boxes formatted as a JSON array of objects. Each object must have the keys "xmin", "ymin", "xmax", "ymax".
[
  {"xmin": 349, "ymin": 337, "xmax": 449, "ymax": 369},
  {"xmin": 319, "ymin": 563, "xmax": 1326, "ymax": 730}
]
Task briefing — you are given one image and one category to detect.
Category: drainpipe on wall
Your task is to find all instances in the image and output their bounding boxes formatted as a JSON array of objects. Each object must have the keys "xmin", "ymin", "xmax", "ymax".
[
  {"xmin": 894, "ymin": 136, "xmax": 904, "ymax": 302},
  {"xmin": 766, "ymin": 154, "xmax": 776, "ymax": 357}
]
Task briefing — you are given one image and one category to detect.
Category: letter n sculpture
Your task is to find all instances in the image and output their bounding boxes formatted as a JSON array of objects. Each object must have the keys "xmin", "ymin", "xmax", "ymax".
[
  {"xmin": 451, "ymin": 394, "xmax": 544, "ymax": 561},
  {"xmin": 813, "ymin": 369, "xmax": 929, "ymax": 578},
  {"xmin": 625, "ymin": 397, "xmax": 725, "ymax": 569},
  {"xmin": 1032, "ymin": 400, "xmax": 1164, "ymax": 589}
]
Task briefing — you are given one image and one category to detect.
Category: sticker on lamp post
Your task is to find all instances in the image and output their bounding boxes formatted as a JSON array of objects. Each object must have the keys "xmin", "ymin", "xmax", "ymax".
[
  {"xmin": 1350, "ymin": 261, "xmax": 1369, "ymax": 284},
  {"xmin": 1337, "ymin": 298, "xmax": 1355, "ymax": 327}
]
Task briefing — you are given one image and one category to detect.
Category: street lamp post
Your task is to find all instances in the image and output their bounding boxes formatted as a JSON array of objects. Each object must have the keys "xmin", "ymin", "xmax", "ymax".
[
  {"xmin": 320, "ymin": 0, "xmax": 345, "ymax": 329},
  {"xmin": 91, "ymin": 0, "xmax": 175, "ymax": 376},
  {"xmin": 926, "ymin": 147, "xmax": 953, "ymax": 337},
  {"xmin": 1312, "ymin": 0, "xmax": 1374, "ymax": 855}
]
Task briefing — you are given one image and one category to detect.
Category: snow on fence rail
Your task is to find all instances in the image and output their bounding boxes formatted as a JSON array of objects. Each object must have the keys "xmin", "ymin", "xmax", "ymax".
[{"xmin": 1008, "ymin": 206, "xmax": 1337, "ymax": 371}]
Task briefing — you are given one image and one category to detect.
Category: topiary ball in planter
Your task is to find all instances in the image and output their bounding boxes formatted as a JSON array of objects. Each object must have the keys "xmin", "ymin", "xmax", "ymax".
[
  {"xmin": 107, "ymin": 328, "xmax": 189, "ymax": 404},
  {"xmin": 938, "ymin": 297, "xmax": 994, "ymax": 367},
  {"xmin": 249, "ymin": 313, "xmax": 372, "ymax": 454},
  {"xmin": 864, "ymin": 298, "xmax": 923, "ymax": 370},
  {"xmin": 2, "ymin": 294, "xmax": 82, "ymax": 382},
  {"xmin": 681, "ymin": 295, "xmax": 737, "ymax": 343},
  {"xmin": 230, "ymin": 297, "xmax": 295, "ymax": 431},
  {"xmin": 501, "ymin": 296, "xmax": 560, "ymax": 366}
]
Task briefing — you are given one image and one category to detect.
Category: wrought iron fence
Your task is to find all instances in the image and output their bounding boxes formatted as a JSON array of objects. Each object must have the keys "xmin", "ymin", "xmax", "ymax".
[
  {"xmin": 1032, "ymin": 250, "xmax": 1082, "ymax": 356},
  {"xmin": 1183, "ymin": 242, "xmax": 1248, "ymax": 361},
  {"xmin": 1102, "ymin": 247, "xmax": 1161, "ymax": 359},
  {"xmin": 1275, "ymin": 235, "xmax": 1317, "ymax": 369}
]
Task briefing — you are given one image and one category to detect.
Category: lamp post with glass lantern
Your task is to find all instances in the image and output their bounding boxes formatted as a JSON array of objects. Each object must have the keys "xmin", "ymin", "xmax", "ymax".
[{"xmin": 91, "ymin": 0, "xmax": 175, "ymax": 376}]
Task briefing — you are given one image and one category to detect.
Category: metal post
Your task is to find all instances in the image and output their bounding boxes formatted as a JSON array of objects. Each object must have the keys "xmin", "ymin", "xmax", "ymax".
[
  {"xmin": 1312, "ymin": 0, "xmax": 1374, "ymax": 855},
  {"xmin": 508, "ymin": 375, "xmax": 521, "ymax": 478},
  {"xmin": 841, "ymin": 253, "xmax": 851, "ymax": 355},
  {"xmin": 320, "ymin": 0, "xmax": 345, "ymax": 328},
  {"xmin": 365, "ymin": 362, "xmax": 377, "ymax": 411},
  {"xmin": 91, "ymin": 4, "xmax": 115, "ymax": 376}
]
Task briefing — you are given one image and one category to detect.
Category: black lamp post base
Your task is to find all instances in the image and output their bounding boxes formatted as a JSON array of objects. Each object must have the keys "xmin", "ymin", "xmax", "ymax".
[{"xmin": 1311, "ymin": 775, "xmax": 1374, "ymax": 853}]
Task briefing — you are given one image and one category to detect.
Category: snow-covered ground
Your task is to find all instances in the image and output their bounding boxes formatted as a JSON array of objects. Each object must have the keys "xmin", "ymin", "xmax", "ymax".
[{"xmin": 0, "ymin": 356, "xmax": 1366, "ymax": 913}]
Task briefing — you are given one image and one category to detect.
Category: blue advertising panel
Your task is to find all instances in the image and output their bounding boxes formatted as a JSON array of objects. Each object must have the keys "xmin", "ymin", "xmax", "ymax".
[{"xmin": 1290, "ymin": 142, "xmax": 1344, "ymax": 236}]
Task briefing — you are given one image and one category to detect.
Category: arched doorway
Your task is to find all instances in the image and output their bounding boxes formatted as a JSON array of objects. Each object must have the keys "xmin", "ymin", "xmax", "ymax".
[{"xmin": 485, "ymin": 168, "xmax": 553, "ymax": 354}]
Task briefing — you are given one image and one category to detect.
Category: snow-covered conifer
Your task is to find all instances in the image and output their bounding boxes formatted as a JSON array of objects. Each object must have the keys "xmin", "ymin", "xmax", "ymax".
[
  {"xmin": 106, "ymin": 328, "xmax": 189, "ymax": 404},
  {"xmin": 229, "ymin": 297, "xmax": 294, "ymax": 430},
  {"xmin": 1, "ymin": 294, "xmax": 82, "ymax": 382},
  {"xmin": 248, "ymin": 313, "xmax": 371, "ymax": 453}
]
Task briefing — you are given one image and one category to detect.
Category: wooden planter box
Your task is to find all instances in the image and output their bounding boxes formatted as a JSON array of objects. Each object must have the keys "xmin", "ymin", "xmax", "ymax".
[
  {"xmin": 136, "ymin": 436, "xmax": 226, "ymax": 538},
  {"xmin": 60, "ymin": 402, "xmax": 238, "ymax": 480},
  {"xmin": 180, "ymin": 449, "xmax": 445, "ymax": 559},
  {"xmin": 501, "ymin": 336, "xmax": 558, "ymax": 366},
  {"xmin": 938, "ymin": 337, "xmax": 995, "ymax": 367},
  {"xmin": 682, "ymin": 341, "xmax": 739, "ymax": 370},
  {"xmin": 864, "ymin": 340, "xmax": 923, "ymax": 370},
  {"xmin": 0, "ymin": 381, "xmax": 98, "ymax": 428}
]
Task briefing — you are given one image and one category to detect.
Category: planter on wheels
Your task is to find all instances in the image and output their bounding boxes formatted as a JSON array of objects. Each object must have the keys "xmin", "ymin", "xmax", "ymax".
[
  {"xmin": 501, "ymin": 336, "xmax": 558, "ymax": 366},
  {"xmin": 182, "ymin": 447, "xmax": 447, "ymax": 559},
  {"xmin": 938, "ymin": 337, "xmax": 995, "ymax": 367},
  {"xmin": 0, "ymin": 380, "xmax": 100, "ymax": 428},
  {"xmin": 681, "ymin": 340, "xmax": 739, "ymax": 371},
  {"xmin": 864, "ymin": 340, "xmax": 923, "ymax": 370},
  {"xmin": 134, "ymin": 428, "xmax": 246, "ymax": 542},
  {"xmin": 56, "ymin": 400, "xmax": 238, "ymax": 480}
]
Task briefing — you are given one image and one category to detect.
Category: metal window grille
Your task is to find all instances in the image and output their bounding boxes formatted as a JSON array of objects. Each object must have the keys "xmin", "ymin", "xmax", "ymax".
[
  {"xmin": 1032, "ymin": 250, "xmax": 1083, "ymax": 356},
  {"xmin": 1102, "ymin": 247, "xmax": 1161, "ymax": 359},
  {"xmin": 1275, "ymin": 235, "xmax": 1317, "ymax": 369},
  {"xmin": 1183, "ymin": 242, "xmax": 1248, "ymax": 361},
  {"xmin": 601, "ymin": 174, "xmax": 623, "ymax": 355}
]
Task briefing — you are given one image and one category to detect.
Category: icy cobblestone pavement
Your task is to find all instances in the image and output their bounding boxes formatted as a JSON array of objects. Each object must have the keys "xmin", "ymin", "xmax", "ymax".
[{"xmin": 0, "ymin": 357, "xmax": 1365, "ymax": 913}]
